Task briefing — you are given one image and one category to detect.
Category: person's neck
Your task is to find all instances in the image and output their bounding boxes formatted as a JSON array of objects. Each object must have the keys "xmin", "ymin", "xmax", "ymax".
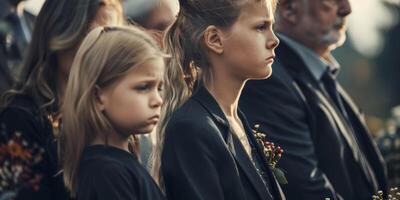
[
  {"xmin": 15, "ymin": 2, "xmax": 24, "ymax": 16},
  {"xmin": 204, "ymin": 70, "xmax": 245, "ymax": 120},
  {"xmin": 91, "ymin": 132, "xmax": 130, "ymax": 152}
]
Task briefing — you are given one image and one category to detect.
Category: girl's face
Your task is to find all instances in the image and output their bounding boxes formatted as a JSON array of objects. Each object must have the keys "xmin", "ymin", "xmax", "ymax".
[
  {"xmin": 98, "ymin": 58, "xmax": 164, "ymax": 135},
  {"xmin": 221, "ymin": 0, "xmax": 279, "ymax": 80}
]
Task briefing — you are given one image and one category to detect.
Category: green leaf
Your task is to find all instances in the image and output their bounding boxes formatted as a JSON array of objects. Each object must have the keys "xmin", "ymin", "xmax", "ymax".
[{"xmin": 273, "ymin": 168, "xmax": 288, "ymax": 185}]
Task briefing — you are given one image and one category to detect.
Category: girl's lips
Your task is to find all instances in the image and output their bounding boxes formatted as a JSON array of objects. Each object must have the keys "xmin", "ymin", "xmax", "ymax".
[
  {"xmin": 148, "ymin": 115, "xmax": 160, "ymax": 123},
  {"xmin": 266, "ymin": 57, "xmax": 275, "ymax": 64}
]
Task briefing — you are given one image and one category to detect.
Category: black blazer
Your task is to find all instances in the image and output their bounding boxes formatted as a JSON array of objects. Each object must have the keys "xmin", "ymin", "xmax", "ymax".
[
  {"xmin": 162, "ymin": 86, "xmax": 285, "ymax": 200},
  {"xmin": 240, "ymin": 39, "xmax": 388, "ymax": 200}
]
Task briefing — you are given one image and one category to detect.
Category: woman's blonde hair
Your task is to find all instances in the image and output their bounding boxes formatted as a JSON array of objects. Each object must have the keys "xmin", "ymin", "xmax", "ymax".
[
  {"xmin": 151, "ymin": 0, "xmax": 277, "ymax": 186},
  {"xmin": 61, "ymin": 25, "xmax": 164, "ymax": 197}
]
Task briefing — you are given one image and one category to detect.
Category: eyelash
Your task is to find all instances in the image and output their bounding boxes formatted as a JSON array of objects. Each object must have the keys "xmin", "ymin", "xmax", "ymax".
[
  {"xmin": 135, "ymin": 84, "xmax": 151, "ymax": 92},
  {"xmin": 158, "ymin": 85, "xmax": 164, "ymax": 92},
  {"xmin": 135, "ymin": 83, "xmax": 164, "ymax": 92},
  {"xmin": 256, "ymin": 23, "xmax": 268, "ymax": 32}
]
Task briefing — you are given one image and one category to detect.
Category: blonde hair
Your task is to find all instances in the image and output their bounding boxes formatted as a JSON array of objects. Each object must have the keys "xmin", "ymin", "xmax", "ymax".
[
  {"xmin": 151, "ymin": 0, "xmax": 278, "ymax": 186},
  {"xmin": 61, "ymin": 25, "xmax": 164, "ymax": 197}
]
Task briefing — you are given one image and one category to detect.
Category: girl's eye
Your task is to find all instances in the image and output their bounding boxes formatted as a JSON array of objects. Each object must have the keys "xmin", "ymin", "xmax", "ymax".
[
  {"xmin": 256, "ymin": 23, "xmax": 268, "ymax": 32},
  {"xmin": 158, "ymin": 86, "xmax": 164, "ymax": 92},
  {"xmin": 158, "ymin": 83, "xmax": 164, "ymax": 92},
  {"xmin": 134, "ymin": 84, "xmax": 151, "ymax": 92}
]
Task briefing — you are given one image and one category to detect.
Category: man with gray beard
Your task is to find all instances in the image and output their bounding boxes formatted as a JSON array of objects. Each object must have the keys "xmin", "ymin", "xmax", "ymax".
[{"xmin": 240, "ymin": 0, "xmax": 388, "ymax": 199}]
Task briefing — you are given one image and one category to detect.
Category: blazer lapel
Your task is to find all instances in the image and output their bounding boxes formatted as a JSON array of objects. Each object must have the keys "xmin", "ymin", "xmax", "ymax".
[
  {"xmin": 192, "ymin": 86, "xmax": 272, "ymax": 200},
  {"xmin": 337, "ymin": 84, "xmax": 369, "ymax": 134},
  {"xmin": 276, "ymin": 39, "xmax": 362, "ymax": 163},
  {"xmin": 239, "ymin": 110, "xmax": 286, "ymax": 200},
  {"xmin": 296, "ymin": 72, "xmax": 363, "ymax": 161},
  {"xmin": 337, "ymin": 84, "xmax": 388, "ymax": 190}
]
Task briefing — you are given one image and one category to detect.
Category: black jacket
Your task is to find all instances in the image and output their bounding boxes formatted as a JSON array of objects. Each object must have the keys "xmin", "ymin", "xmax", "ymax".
[
  {"xmin": 162, "ymin": 85, "xmax": 285, "ymax": 200},
  {"xmin": 0, "ymin": 96, "xmax": 71, "ymax": 200},
  {"xmin": 240, "ymin": 39, "xmax": 388, "ymax": 200}
]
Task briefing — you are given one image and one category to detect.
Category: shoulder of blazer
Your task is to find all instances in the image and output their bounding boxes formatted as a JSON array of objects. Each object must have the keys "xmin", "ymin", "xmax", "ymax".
[
  {"xmin": 166, "ymin": 86, "xmax": 231, "ymax": 142},
  {"xmin": 165, "ymin": 98, "xmax": 227, "ymax": 139},
  {"xmin": 167, "ymin": 98, "xmax": 214, "ymax": 129}
]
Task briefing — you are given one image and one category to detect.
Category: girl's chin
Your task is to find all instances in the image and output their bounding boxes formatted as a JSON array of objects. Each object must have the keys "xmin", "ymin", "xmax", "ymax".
[
  {"xmin": 132, "ymin": 124, "xmax": 157, "ymax": 135},
  {"xmin": 250, "ymin": 65, "xmax": 272, "ymax": 80}
]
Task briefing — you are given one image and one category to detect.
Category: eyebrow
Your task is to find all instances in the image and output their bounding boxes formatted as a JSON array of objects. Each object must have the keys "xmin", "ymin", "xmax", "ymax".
[
  {"xmin": 259, "ymin": 18, "xmax": 275, "ymax": 24},
  {"xmin": 134, "ymin": 76, "xmax": 164, "ymax": 83}
]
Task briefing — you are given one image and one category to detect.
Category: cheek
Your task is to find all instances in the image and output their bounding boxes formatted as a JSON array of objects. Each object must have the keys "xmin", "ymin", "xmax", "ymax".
[
  {"xmin": 226, "ymin": 32, "xmax": 266, "ymax": 63},
  {"xmin": 228, "ymin": 35, "xmax": 269, "ymax": 78},
  {"xmin": 106, "ymin": 90, "xmax": 149, "ymax": 128},
  {"xmin": 316, "ymin": 8, "xmax": 339, "ymax": 27}
]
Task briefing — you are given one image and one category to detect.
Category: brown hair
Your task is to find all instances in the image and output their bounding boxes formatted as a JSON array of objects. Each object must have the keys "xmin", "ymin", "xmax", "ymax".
[
  {"xmin": 1, "ymin": 0, "xmax": 124, "ymax": 117},
  {"xmin": 151, "ymin": 0, "xmax": 277, "ymax": 186},
  {"xmin": 61, "ymin": 25, "xmax": 165, "ymax": 197}
]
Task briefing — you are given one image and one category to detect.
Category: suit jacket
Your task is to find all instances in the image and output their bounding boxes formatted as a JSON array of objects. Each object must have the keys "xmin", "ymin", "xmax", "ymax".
[
  {"xmin": 162, "ymin": 85, "xmax": 285, "ymax": 200},
  {"xmin": 240, "ymin": 39, "xmax": 388, "ymax": 200}
]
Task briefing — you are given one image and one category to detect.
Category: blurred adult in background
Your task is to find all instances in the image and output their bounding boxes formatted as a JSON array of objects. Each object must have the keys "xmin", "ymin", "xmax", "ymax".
[
  {"xmin": 0, "ymin": 0, "xmax": 124, "ymax": 199},
  {"xmin": 0, "ymin": 0, "xmax": 35, "ymax": 95},
  {"xmin": 240, "ymin": 0, "xmax": 388, "ymax": 199},
  {"xmin": 124, "ymin": 0, "xmax": 176, "ymax": 31},
  {"xmin": 377, "ymin": 106, "xmax": 400, "ymax": 188},
  {"xmin": 123, "ymin": 0, "xmax": 177, "ymax": 166}
]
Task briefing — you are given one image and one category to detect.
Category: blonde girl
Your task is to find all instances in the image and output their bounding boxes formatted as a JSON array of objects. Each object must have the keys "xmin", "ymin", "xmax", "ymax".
[{"xmin": 61, "ymin": 26, "xmax": 165, "ymax": 200}]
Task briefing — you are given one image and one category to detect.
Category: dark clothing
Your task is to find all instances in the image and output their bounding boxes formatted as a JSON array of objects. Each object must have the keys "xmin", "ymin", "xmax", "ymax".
[
  {"xmin": 162, "ymin": 85, "xmax": 285, "ymax": 200},
  {"xmin": 0, "ymin": 7, "xmax": 35, "ymax": 89},
  {"xmin": 0, "ymin": 8, "xmax": 35, "ymax": 96},
  {"xmin": 0, "ymin": 95, "xmax": 71, "ymax": 200},
  {"xmin": 0, "ymin": 46, "xmax": 13, "ymax": 95},
  {"xmin": 240, "ymin": 38, "xmax": 388, "ymax": 200},
  {"xmin": 77, "ymin": 145, "xmax": 165, "ymax": 200}
]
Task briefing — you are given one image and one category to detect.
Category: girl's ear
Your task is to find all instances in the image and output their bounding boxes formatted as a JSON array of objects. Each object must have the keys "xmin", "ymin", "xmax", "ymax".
[
  {"xmin": 94, "ymin": 85, "xmax": 107, "ymax": 111},
  {"xmin": 203, "ymin": 25, "xmax": 224, "ymax": 54}
]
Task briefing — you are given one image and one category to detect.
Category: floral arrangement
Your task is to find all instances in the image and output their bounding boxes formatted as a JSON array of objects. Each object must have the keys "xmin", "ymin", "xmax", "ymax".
[
  {"xmin": 373, "ymin": 187, "xmax": 400, "ymax": 200},
  {"xmin": 252, "ymin": 124, "xmax": 287, "ymax": 184},
  {"xmin": 0, "ymin": 127, "xmax": 44, "ymax": 200}
]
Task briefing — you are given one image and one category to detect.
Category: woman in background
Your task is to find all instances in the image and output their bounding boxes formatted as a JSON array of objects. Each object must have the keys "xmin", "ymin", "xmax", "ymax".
[{"xmin": 0, "ymin": 0, "xmax": 123, "ymax": 199}]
